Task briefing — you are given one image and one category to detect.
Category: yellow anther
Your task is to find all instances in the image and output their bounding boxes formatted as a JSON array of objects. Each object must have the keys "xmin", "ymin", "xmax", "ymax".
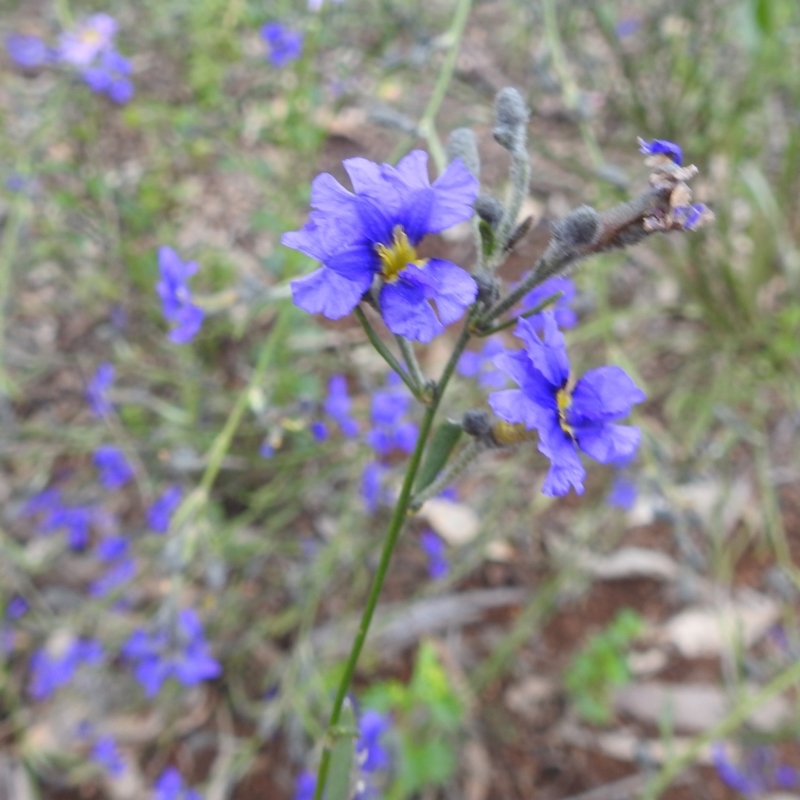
[
  {"xmin": 375, "ymin": 226, "xmax": 427, "ymax": 282},
  {"xmin": 556, "ymin": 387, "xmax": 574, "ymax": 436},
  {"xmin": 492, "ymin": 421, "xmax": 537, "ymax": 446}
]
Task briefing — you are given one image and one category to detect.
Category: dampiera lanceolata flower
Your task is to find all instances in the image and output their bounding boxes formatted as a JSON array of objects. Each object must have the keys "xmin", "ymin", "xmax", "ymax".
[
  {"xmin": 607, "ymin": 474, "xmax": 637, "ymax": 510},
  {"xmin": 6, "ymin": 596, "xmax": 28, "ymax": 620},
  {"xmin": 122, "ymin": 608, "xmax": 221, "ymax": 697},
  {"xmin": 29, "ymin": 638, "xmax": 104, "ymax": 699},
  {"xmin": 5, "ymin": 33, "xmax": 51, "ymax": 69},
  {"xmin": 292, "ymin": 771, "xmax": 316, "ymax": 800},
  {"xmin": 366, "ymin": 375, "xmax": 418, "ymax": 457},
  {"xmin": 420, "ymin": 530, "xmax": 448, "ymax": 580},
  {"xmin": 261, "ymin": 23, "xmax": 303, "ymax": 68},
  {"xmin": 282, "ymin": 150, "xmax": 479, "ymax": 342},
  {"xmin": 520, "ymin": 275, "xmax": 577, "ymax": 331},
  {"xmin": 712, "ymin": 743, "xmax": 798, "ymax": 797},
  {"xmin": 86, "ymin": 362, "xmax": 114, "ymax": 417},
  {"xmin": 638, "ymin": 137, "xmax": 682, "ymax": 165},
  {"xmin": 91, "ymin": 734, "xmax": 125, "ymax": 776},
  {"xmin": 156, "ymin": 247, "xmax": 205, "ymax": 344},
  {"xmin": 457, "ymin": 337, "xmax": 507, "ymax": 389},
  {"xmin": 357, "ymin": 709, "xmax": 391, "ymax": 773},
  {"xmin": 489, "ymin": 311, "xmax": 645, "ymax": 496},
  {"xmin": 361, "ymin": 461, "xmax": 385, "ymax": 515},
  {"xmin": 323, "ymin": 374, "xmax": 359, "ymax": 438},
  {"xmin": 93, "ymin": 445, "xmax": 134, "ymax": 490},
  {"xmin": 58, "ymin": 14, "xmax": 117, "ymax": 67},
  {"xmin": 82, "ymin": 48, "xmax": 134, "ymax": 104},
  {"xmin": 146, "ymin": 485, "xmax": 183, "ymax": 533},
  {"xmin": 42, "ymin": 504, "xmax": 93, "ymax": 549},
  {"xmin": 89, "ymin": 557, "xmax": 136, "ymax": 598},
  {"xmin": 153, "ymin": 766, "xmax": 202, "ymax": 800}
]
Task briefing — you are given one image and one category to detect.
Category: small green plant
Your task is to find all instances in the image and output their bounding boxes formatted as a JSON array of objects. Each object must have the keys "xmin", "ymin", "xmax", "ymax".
[
  {"xmin": 564, "ymin": 608, "xmax": 644, "ymax": 725},
  {"xmin": 362, "ymin": 641, "xmax": 465, "ymax": 800}
]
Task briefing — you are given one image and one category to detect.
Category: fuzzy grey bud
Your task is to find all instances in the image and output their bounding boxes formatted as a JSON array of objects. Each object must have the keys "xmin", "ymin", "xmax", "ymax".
[
  {"xmin": 551, "ymin": 205, "xmax": 599, "ymax": 247},
  {"xmin": 462, "ymin": 410, "xmax": 492, "ymax": 438},
  {"xmin": 474, "ymin": 194, "xmax": 505, "ymax": 228},
  {"xmin": 446, "ymin": 128, "xmax": 480, "ymax": 178},
  {"xmin": 494, "ymin": 87, "xmax": 529, "ymax": 130},
  {"xmin": 474, "ymin": 272, "xmax": 501, "ymax": 307}
]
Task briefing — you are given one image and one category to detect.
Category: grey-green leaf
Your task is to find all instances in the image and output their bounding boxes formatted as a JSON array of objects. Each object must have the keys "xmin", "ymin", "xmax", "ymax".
[{"xmin": 415, "ymin": 421, "xmax": 463, "ymax": 494}]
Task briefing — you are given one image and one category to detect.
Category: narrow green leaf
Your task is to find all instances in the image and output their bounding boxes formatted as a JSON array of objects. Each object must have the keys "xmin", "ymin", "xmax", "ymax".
[
  {"xmin": 414, "ymin": 421, "xmax": 463, "ymax": 494},
  {"xmin": 326, "ymin": 701, "xmax": 356, "ymax": 800},
  {"xmin": 478, "ymin": 219, "xmax": 495, "ymax": 258}
]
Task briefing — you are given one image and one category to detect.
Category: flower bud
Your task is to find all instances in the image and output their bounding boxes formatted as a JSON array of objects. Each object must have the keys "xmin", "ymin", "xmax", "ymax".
[
  {"xmin": 462, "ymin": 410, "xmax": 492, "ymax": 438},
  {"xmin": 446, "ymin": 128, "xmax": 480, "ymax": 178},
  {"xmin": 474, "ymin": 194, "xmax": 505, "ymax": 229},
  {"xmin": 494, "ymin": 87, "xmax": 529, "ymax": 130},
  {"xmin": 551, "ymin": 205, "xmax": 599, "ymax": 247}
]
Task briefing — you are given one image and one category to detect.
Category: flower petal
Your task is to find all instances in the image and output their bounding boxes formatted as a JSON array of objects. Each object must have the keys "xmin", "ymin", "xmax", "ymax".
[
  {"xmin": 570, "ymin": 365, "xmax": 646, "ymax": 424},
  {"xmin": 538, "ymin": 416, "xmax": 585, "ymax": 496},
  {"xmin": 429, "ymin": 157, "xmax": 479, "ymax": 232},
  {"xmin": 514, "ymin": 313, "xmax": 570, "ymax": 389},
  {"xmin": 291, "ymin": 266, "xmax": 370, "ymax": 319},
  {"xmin": 575, "ymin": 422, "xmax": 641, "ymax": 465},
  {"xmin": 309, "ymin": 172, "xmax": 360, "ymax": 226},
  {"xmin": 380, "ymin": 281, "xmax": 443, "ymax": 343},
  {"xmin": 488, "ymin": 388, "xmax": 541, "ymax": 428},
  {"xmin": 424, "ymin": 258, "xmax": 477, "ymax": 325},
  {"xmin": 492, "ymin": 351, "xmax": 556, "ymax": 412}
]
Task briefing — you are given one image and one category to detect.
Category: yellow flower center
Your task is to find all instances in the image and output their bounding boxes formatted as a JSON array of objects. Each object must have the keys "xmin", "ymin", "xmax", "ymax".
[
  {"xmin": 556, "ymin": 387, "xmax": 574, "ymax": 436},
  {"xmin": 80, "ymin": 29, "xmax": 102, "ymax": 44},
  {"xmin": 375, "ymin": 226, "xmax": 428, "ymax": 283}
]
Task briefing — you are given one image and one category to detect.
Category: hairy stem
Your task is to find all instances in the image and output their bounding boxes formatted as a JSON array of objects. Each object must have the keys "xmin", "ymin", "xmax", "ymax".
[
  {"xmin": 473, "ymin": 290, "xmax": 563, "ymax": 336},
  {"xmin": 396, "ymin": 335, "xmax": 428, "ymax": 398}
]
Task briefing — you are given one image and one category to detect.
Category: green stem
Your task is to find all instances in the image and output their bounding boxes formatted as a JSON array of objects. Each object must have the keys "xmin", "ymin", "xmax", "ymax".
[
  {"xmin": 474, "ymin": 290, "xmax": 564, "ymax": 336},
  {"xmin": 313, "ymin": 316, "xmax": 474, "ymax": 800},
  {"xmin": 641, "ymin": 658, "xmax": 800, "ymax": 800},
  {"xmin": 354, "ymin": 307, "xmax": 420, "ymax": 401},
  {"xmin": 410, "ymin": 438, "xmax": 482, "ymax": 511},
  {"xmin": 396, "ymin": 335, "xmax": 427, "ymax": 396}
]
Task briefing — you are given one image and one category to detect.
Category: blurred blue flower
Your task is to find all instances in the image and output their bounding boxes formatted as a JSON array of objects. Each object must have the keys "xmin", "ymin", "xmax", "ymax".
[
  {"xmin": 489, "ymin": 311, "xmax": 645, "ymax": 496},
  {"xmin": 322, "ymin": 374, "xmax": 359, "ymax": 437},
  {"xmin": 712, "ymin": 743, "xmax": 799, "ymax": 797},
  {"xmin": 93, "ymin": 445, "xmax": 134, "ymax": 489},
  {"xmin": 5, "ymin": 33, "xmax": 51, "ymax": 69},
  {"xmin": 520, "ymin": 275, "xmax": 577, "ymax": 331},
  {"xmin": 361, "ymin": 461, "xmax": 384, "ymax": 515},
  {"xmin": 261, "ymin": 23, "xmax": 303, "ymax": 68},
  {"xmin": 29, "ymin": 638, "xmax": 104, "ymax": 700},
  {"xmin": 638, "ymin": 137, "xmax": 682, "ymax": 165},
  {"xmin": 86, "ymin": 362, "xmax": 114, "ymax": 417},
  {"xmin": 366, "ymin": 375, "xmax": 418, "ymax": 457},
  {"xmin": 292, "ymin": 771, "xmax": 316, "ymax": 800},
  {"xmin": 673, "ymin": 203, "xmax": 709, "ymax": 231},
  {"xmin": 23, "ymin": 487, "xmax": 63, "ymax": 518},
  {"xmin": 607, "ymin": 474, "xmax": 637, "ymax": 510},
  {"xmin": 419, "ymin": 530, "xmax": 448, "ymax": 580},
  {"xmin": 615, "ymin": 17, "xmax": 641, "ymax": 38},
  {"xmin": 94, "ymin": 535, "xmax": 129, "ymax": 562},
  {"xmin": 310, "ymin": 420, "xmax": 328, "ymax": 441},
  {"xmin": 89, "ymin": 557, "xmax": 136, "ymax": 598},
  {"xmin": 6, "ymin": 596, "xmax": 28, "ymax": 620},
  {"xmin": 153, "ymin": 766, "xmax": 202, "ymax": 800},
  {"xmin": 457, "ymin": 337, "xmax": 507, "ymax": 389},
  {"xmin": 147, "ymin": 485, "xmax": 183, "ymax": 533},
  {"xmin": 91, "ymin": 734, "xmax": 125, "ymax": 776},
  {"xmin": 82, "ymin": 48, "xmax": 134, "ymax": 104},
  {"xmin": 357, "ymin": 710, "xmax": 391, "ymax": 773},
  {"xmin": 42, "ymin": 504, "xmax": 93, "ymax": 550},
  {"xmin": 58, "ymin": 14, "xmax": 117, "ymax": 67},
  {"xmin": 122, "ymin": 608, "xmax": 221, "ymax": 697},
  {"xmin": 156, "ymin": 246, "xmax": 205, "ymax": 344},
  {"xmin": 282, "ymin": 150, "xmax": 478, "ymax": 342},
  {"xmin": 259, "ymin": 441, "xmax": 275, "ymax": 459}
]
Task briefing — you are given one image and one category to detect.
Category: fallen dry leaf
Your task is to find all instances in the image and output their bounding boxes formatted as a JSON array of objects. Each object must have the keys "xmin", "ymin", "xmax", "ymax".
[
  {"xmin": 417, "ymin": 498, "xmax": 480, "ymax": 545},
  {"xmin": 580, "ymin": 547, "xmax": 680, "ymax": 582}
]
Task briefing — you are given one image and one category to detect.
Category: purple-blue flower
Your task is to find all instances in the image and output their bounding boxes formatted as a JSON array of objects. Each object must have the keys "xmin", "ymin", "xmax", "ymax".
[
  {"xmin": 42, "ymin": 504, "xmax": 93, "ymax": 550},
  {"xmin": 420, "ymin": 530, "xmax": 448, "ymax": 580},
  {"xmin": 156, "ymin": 246, "xmax": 205, "ymax": 344},
  {"xmin": 607, "ymin": 474, "xmax": 637, "ymax": 510},
  {"xmin": 91, "ymin": 734, "xmax": 125, "ymax": 776},
  {"xmin": 5, "ymin": 33, "xmax": 51, "ymax": 69},
  {"xmin": 638, "ymin": 137, "xmax": 682, "ymax": 165},
  {"xmin": 310, "ymin": 420, "xmax": 328, "ymax": 441},
  {"xmin": 261, "ymin": 23, "xmax": 303, "ymax": 68},
  {"xmin": 357, "ymin": 710, "xmax": 391, "ymax": 773},
  {"xmin": 93, "ymin": 445, "xmax": 134, "ymax": 490},
  {"xmin": 361, "ymin": 461, "xmax": 384, "ymax": 514},
  {"xmin": 488, "ymin": 311, "xmax": 645, "ymax": 497},
  {"xmin": 712, "ymin": 743, "xmax": 799, "ymax": 797},
  {"xmin": 260, "ymin": 441, "xmax": 275, "ymax": 459},
  {"xmin": 366, "ymin": 375, "xmax": 418, "ymax": 457},
  {"xmin": 147, "ymin": 486, "xmax": 183, "ymax": 533},
  {"xmin": 673, "ymin": 203, "xmax": 709, "ymax": 231},
  {"xmin": 89, "ymin": 557, "xmax": 137, "ymax": 598},
  {"xmin": 282, "ymin": 150, "xmax": 479, "ymax": 343},
  {"xmin": 87, "ymin": 362, "xmax": 114, "ymax": 417},
  {"xmin": 323, "ymin": 374, "xmax": 359, "ymax": 437},
  {"xmin": 520, "ymin": 275, "xmax": 577, "ymax": 331},
  {"xmin": 122, "ymin": 608, "xmax": 221, "ymax": 697},
  {"xmin": 153, "ymin": 767, "xmax": 202, "ymax": 800},
  {"xmin": 6, "ymin": 596, "xmax": 28, "ymax": 620},
  {"xmin": 292, "ymin": 771, "xmax": 316, "ymax": 800},
  {"xmin": 457, "ymin": 338, "xmax": 507, "ymax": 389},
  {"xmin": 95, "ymin": 535, "xmax": 129, "ymax": 562},
  {"xmin": 29, "ymin": 638, "xmax": 104, "ymax": 700},
  {"xmin": 58, "ymin": 14, "xmax": 117, "ymax": 67},
  {"xmin": 82, "ymin": 48, "xmax": 134, "ymax": 104}
]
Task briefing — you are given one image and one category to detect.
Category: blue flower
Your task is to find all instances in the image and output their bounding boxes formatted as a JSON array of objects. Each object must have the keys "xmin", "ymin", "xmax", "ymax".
[
  {"xmin": 310, "ymin": 420, "xmax": 328, "ymax": 441},
  {"xmin": 94, "ymin": 535, "xmax": 129, "ymax": 562},
  {"xmin": 356, "ymin": 709, "xmax": 391, "ymax": 773},
  {"xmin": 89, "ymin": 557, "xmax": 136, "ymax": 598},
  {"xmin": 322, "ymin": 374, "xmax": 359, "ymax": 437},
  {"xmin": 673, "ymin": 203, "xmax": 709, "ymax": 231},
  {"xmin": 146, "ymin": 485, "xmax": 183, "ymax": 533},
  {"xmin": 82, "ymin": 48, "xmax": 134, "ymax": 104},
  {"xmin": 58, "ymin": 14, "xmax": 118, "ymax": 67},
  {"xmin": 292, "ymin": 771, "xmax": 316, "ymax": 800},
  {"xmin": 259, "ymin": 441, "xmax": 275, "ymax": 459},
  {"xmin": 86, "ymin": 362, "xmax": 114, "ymax": 417},
  {"xmin": 42, "ymin": 504, "xmax": 94, "ymax": 550},
  {"xmin": 261, "ymin": 23, "xmax": 303, "ymax": 68},
  {"xmin": 156, "ymin": 247, "xmax": 204, "ymax": 344},
  {"xmin": 153, "ymin": 767, "xmax": 202, "ymax": 800},
  {"xmin": 91, "ymin": 734, "xmax": 125, "ymax": 776},
  {"xmin": 457, "ymin": 337, "xmax": 507, "ymax": 389},
  {"xmin": 711, "ymin": 743, "xmax": 798, "ymax": 797},
  {"xmin": 6, "ymin": 596, "xmax": 28, "ymax": 619},
  {"xmin": 366, "ymin": 375, "xmax": 418, "ymax": 457},
  {"xmin": 420, "ymin": 530, "xmax": 448, "ymax": 580},
  {"xmin": 361, "ymin": 461, "xmax": 384, "ymax": 514},
  {"xmin": 488, "ymin": 311, "xmax": 645, "ymax": 497},
  {"xmin": 29, "ymin": 638, "xmax": 104, "ymax": 700},
  {"xmin": 23, "ymin": 487, "xmax": 63, "ymax": 518},
  {"xmin": 607, "ymin": 474, "xmax": 637, "ymax": 510},
  {"xmin": 520, "ymin": 275, "xmax": 577, "ymax": 331},
  {"xmin": 93, "ymin": 445, "xmax": 134, "ymax": 489},
  {"xmin": 122, "ymin": 608, "xmax": 221, "ymax": 697},
  {"xmin": 282, "ymin": 150, "xmax": 479, "ymax": 342},
  {"xmin": 5, "ymin": 33, "xmax": 51, "ymax": 69},
  {"xmin": 638, "ymin": 137, "xmax": 682, "ymax": 165}
]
